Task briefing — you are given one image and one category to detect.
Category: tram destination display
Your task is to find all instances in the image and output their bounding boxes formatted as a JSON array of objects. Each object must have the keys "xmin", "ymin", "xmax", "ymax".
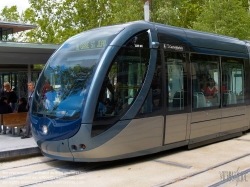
[{"xmin": 76, "ymin": 38, "xmax": 107, "ymax": 51}]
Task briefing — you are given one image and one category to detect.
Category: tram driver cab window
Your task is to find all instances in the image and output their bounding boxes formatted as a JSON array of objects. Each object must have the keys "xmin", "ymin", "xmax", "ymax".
[{"xmin": 92, "ymin": 31, "xmax": 150, "ymax": 137}]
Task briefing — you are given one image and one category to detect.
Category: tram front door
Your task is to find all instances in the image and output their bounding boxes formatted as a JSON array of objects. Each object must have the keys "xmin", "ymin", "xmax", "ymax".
[{"xmin": 163, "ymin": 51, "xmax": 189, "ymax": 144}]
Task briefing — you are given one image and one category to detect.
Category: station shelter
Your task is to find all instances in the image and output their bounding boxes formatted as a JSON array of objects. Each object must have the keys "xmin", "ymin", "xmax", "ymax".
[{"xmin": 0, "ymin": 21, "xmax": 59, "ymax": 100}]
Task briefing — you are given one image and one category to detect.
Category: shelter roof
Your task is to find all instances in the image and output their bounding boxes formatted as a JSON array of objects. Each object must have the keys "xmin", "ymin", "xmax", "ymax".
[
  {"xmin": 0, "ymin": 21, "xmax": 37, "ymax": 33},
  {"xmin": 0, "ymin": 41, "xmax": 59, "ymax": 65}
]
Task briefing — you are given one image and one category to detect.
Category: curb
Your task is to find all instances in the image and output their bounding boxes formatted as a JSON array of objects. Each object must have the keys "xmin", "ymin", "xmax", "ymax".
[{"xmin": 0, "ymin": 147, "xmax": 41, "ymax": 159}]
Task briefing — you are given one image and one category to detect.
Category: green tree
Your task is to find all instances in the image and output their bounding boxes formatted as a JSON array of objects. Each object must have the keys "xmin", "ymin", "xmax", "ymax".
[
  {"xmin": 21, "ymin": 0, "xmax": 146, "ymax": 43},
  {"xmin": 193, "ymin": 0, "xmax": 250, "ymax": 39},
  {"xmin": 151, "ymin": 1, "xmax": 180, "ymax": 26},
  {"xmin": 55, "ymin": 0, "xmax": 115, "ymax": 43},
  {"xmin": 241, "ymin": 0, "xmax": 250, "ymax": 11},
  {"xmin": 22, "ymin": 0, "xmax": 62, "ymax": 43},
  {"xmin": 21, "ymin": 0, "xmax": 117, "ymax": 44},
  {"xmin": 0, "ymin": 6, "xmax": 20, "ymax": 22},
  {"xmin": 178, "ymin": 0, "xmax": 205, "ymax": 28},
  {"xmin": 0, "ymin": 6, "xmax": 21, "ymax": 41},
  {"xmin": 2, "ymin": 0, "xmax": 250, "ymax": 43},
  {"xmin": 108, "ymin": 0, "xmax": 144, "ymax": 24},
  {"xmin": 151, "ymin": 0, "xmax": 204, "ymax": 28}
]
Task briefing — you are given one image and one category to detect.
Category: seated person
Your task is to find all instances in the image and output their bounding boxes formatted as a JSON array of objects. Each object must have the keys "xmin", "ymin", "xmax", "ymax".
[
  {"xmin": 0, "ymin": 96, "xmax": 13, "ymax": 134},
  {"xmin": 17, "ymin": 97, "xmax": 28, "ymax": 112},
  {"xmin": 204, "ymin": 78, "xmax": 217, "ymax": 95},
  {"xmin": 204, "ymin": 78, "xmax": 218, "ymax": 103},
  {"xmin": 221, "ymin": 80, "xmax": 228, "ymax": 94}
]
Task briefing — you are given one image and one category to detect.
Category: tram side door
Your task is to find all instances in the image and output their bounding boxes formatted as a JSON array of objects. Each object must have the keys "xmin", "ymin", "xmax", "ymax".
[
  {"xmin": 220, "ymin": 57, "xmax": 247, "ymax": 134},
  {"xmin": 162, "ymin": 50, "xmax": 189, "ymax": 144},
  {"xmin": 189, "ymin": 54, "xmax": 222, "ymax": 142}
]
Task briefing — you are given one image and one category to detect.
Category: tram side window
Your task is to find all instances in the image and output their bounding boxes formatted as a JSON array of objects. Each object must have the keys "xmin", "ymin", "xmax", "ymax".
[
  {"xmin": 165, "ymin": 51, "xmax": 187, "ymax": 112},
  {"xmin": 136, "ymin": 50, "xmax": 163, "ymax": 117},
  {"xmin": 191, "ymin": 54, "xmax": 220, "ymax": 109},
  {"xmin": 221, "ymin": 57, "xmax": 244, "ymax": 105},
  {"xmin": 92, "ymin": 32, "xmax": 150, "ymax": 136}
]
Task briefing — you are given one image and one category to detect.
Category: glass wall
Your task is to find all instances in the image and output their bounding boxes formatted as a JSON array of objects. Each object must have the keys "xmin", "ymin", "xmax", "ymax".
[{"xmin": 0, "ymin": 28, "xmax": 13, "ymax": 41}]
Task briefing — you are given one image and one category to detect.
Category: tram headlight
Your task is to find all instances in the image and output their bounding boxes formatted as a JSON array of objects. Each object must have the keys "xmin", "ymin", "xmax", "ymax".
[{"xmin": 42, "ymin": 125, "xmax": 48, "ymax": 135}]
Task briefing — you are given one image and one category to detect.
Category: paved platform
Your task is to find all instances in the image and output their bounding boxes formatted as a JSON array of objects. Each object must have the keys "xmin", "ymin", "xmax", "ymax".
[
  {"xmin": 0, "ymin": 131, "xmax": 40, "ymax": 159},
  {"xmin": 1, "ymin": 132, "xmax": 250, "ymax": 186}
]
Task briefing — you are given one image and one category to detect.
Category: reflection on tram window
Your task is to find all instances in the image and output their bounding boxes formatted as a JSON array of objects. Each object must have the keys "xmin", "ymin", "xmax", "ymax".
[
  {"xmin": 32, "ymin": 40, "xmax": 105, "ymax": 118},
  {"xmin": 31, "ymin": 26, "xmax": 122, "ymax": 119},
  {"xmin": 92, "ymin": 31, "xmax": 150, "ymax": 136},
  {"xmin": 191, "ymin": 54, "xmax": 220, "ymax": 109},
  {"xmin": 137, "ymin": 50, "xmax": 163, "ymax": 117},
  {"xmin": 165, "ymin": 52, "xmax": 187, "ymax": 112},
  {"xmin": 94, "ymin": 47, "xmax": 149, "ymax": 118},
  {"xmin": 33, "ymin": 63, "xmax": 95, "ymax": 119},
  {"xmin": 222, "ymin": 57, "xmax": 244, "ymax": 106}
]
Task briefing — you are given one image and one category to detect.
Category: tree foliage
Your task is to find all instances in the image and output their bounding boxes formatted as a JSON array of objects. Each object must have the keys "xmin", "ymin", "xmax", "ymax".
[
  {"xmin": 0, "ymin": 6, "xmax": 24, "ymax": 41},
  {"xmin": 0, "ymin": 0, "xmax": 250, "ymax": 43},
  {"xmin": 22, "ymin": 0, "xmax": 145, "ymax": 43},
  {"xmin": 193, "ymin": 0, "xmax": 250, "ymax": 39},
  {"xmin": 21, "ymin": 0, "xmax": 62, "ymax": 43},
  {"xmin": 241, "ymin": 0, "xmax": 250, "ymax": 11},
  {"xmin": 108, "ymin": 0, "xmax": 144, "ymax": 24},
  {"xmin": 0, "ymin": 6, "xmax": 20, "ymax": 22},
  {"xmin": 152, "ymin": 0, "xmax": 205, "ymax": 28}
]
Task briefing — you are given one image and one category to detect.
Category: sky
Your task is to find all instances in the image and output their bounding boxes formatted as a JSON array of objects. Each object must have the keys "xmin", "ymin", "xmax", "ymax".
[{"xmin": 0, "ymin": 0, "xmax": 30, "ymax": 13}]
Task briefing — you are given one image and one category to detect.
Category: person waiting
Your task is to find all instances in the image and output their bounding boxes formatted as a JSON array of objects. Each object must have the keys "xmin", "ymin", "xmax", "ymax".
[
  {"xmin": 21, "ymin": 81, "xmax": 35, "ymax": 139},
  {"xmin": 0, "ymin": 96, "xmax": 13, "ymax": 134},
  {"xmin": 3, "ymin": 82, "xmax": 18, "ymax": 111}
]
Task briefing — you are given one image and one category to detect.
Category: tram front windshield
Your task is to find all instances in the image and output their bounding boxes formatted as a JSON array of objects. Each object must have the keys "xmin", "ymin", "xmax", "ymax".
[{"xmin": 31, "ymin": 26, "xmax": 123, "ymax": 120}]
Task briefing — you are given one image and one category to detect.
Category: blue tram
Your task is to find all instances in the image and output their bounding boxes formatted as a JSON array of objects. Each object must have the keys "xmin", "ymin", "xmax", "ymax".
[{"xmin": 30, "ymin": 21, "xmax": 250, "ymax": 162}]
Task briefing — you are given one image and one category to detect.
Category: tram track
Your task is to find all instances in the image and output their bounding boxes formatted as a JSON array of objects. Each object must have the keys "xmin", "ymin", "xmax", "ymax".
[
  {"xmin": 18, "ymin": 166, "xmax": 90, "ymax": 187},
  {"xmin": 0, "ymin": 159, "xmax": 57, "ymax": 172},
  {"xmin": 1, "ymin": 134, "xmax": 250, "ymax": 186},
  {"xmin": 19, "ymin": 161, "xmax": 117, "ymax": 187},
  {"xmin": 0, "ymin": 156, "xmax": 115, "ymax": 187},
  {"xmin": 152, "ymin": 152, "xmax": 250, "ymax": 187},
  {"xmin": 208, "ymin": 167, "xmax": 250, "ymax": 187}
]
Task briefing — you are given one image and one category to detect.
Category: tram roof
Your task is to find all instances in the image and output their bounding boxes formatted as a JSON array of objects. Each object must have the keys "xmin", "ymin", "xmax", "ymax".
[
  {"xmin": 0, "ymin": 41, "xmax": 59, "ymax": 65},
  {"xmin": 114, "ymin": 21, "xmax": 248, "ymax": 56},
  {"xmin": 152, "ymin": 22, "xmax": 248, "ymax": 55}
]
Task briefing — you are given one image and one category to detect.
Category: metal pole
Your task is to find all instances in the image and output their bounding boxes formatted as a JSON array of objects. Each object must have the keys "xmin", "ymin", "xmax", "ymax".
[{"xmin": 144, "ymin": 1, "xmax": 150, "ymax": 21}]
